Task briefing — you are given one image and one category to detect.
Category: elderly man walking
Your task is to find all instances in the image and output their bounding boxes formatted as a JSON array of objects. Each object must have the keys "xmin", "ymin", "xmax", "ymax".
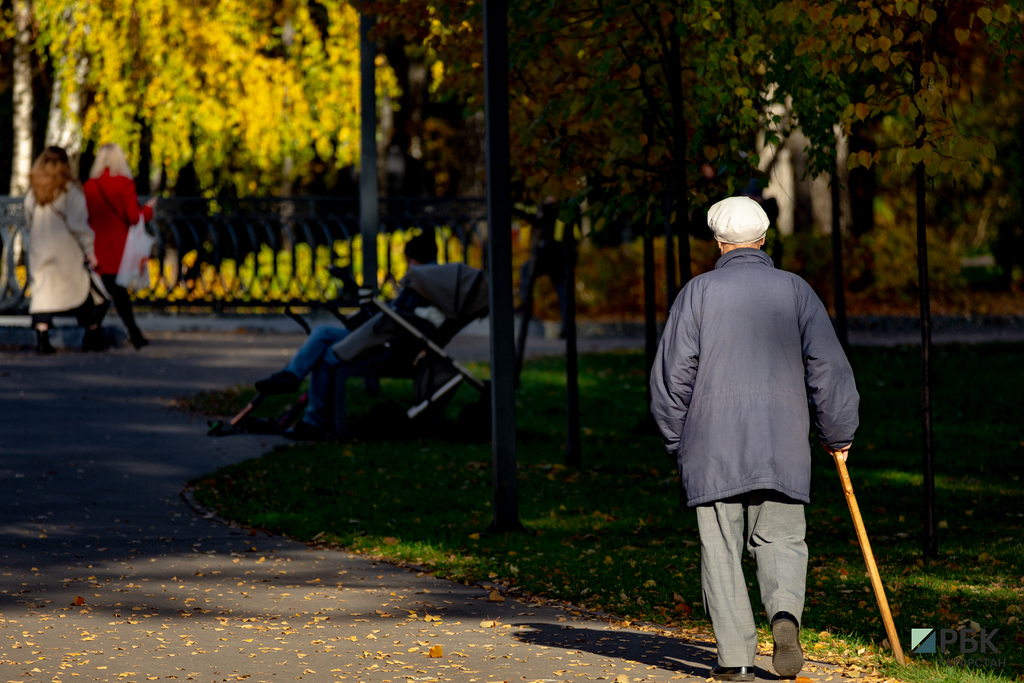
[{"xmin": 650, "ymin": 196, "xmax": 859, "ymax": 681}]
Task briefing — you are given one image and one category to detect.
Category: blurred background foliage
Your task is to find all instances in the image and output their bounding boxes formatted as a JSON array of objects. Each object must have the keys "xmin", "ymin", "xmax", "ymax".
[
  {"xmin": 2, "ymin": 0, "xmax": 1022, "ymax": 316},
  {"xmin": 1, "ymin": 0, "xmax": 402, "ymax": 195}
]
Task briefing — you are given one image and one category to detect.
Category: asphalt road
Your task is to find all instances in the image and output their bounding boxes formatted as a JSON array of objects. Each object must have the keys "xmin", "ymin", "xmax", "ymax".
[{"xmin": 0, "ymin": 330, "xmax": 845, "ymax": 683}]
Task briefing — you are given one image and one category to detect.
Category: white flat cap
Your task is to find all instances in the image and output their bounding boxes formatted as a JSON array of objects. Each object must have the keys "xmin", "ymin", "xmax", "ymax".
[{"xmin": 707, "ymin": 196, "xmax": 769, "ymax": 245}]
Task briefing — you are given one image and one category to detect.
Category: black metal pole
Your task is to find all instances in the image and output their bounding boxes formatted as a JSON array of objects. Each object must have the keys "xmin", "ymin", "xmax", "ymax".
[
  {"xmin": 483, "ymin": 0, "xmax": 522, "ymax": 533},
  {"xmin": 564, "ymin": 218, "xmax": 581, "ymax": 468},
  {"xmin": 359, "ymin": 13, "xmax": 379, "ymax": 294},
  {"xmin": 831, "ymin": 158, "xmax": 848, "ymax": 351}
]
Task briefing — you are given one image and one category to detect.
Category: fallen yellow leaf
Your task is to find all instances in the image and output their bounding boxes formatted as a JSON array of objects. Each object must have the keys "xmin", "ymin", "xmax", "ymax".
[
  {"xmin": 615, "ymin": 676, "xmax": 630, "ymax": 683},
  {"xmin": 673, "ymin": 601, "xmax": 692, "ymax": 615},
  {"xmin": 480, "ymin": 620, "xmax": 498, "ymax": 628},
  {"xmin": 73, "ymin": 596, "xmax": 85, "ymax": 606},
  {"xmin": 487, "ymin": 590, "xmax": 505, "ymax": 602},
  {"xmin": 428, "ymin": 645, "xmax": 443, "ymax": 658}
]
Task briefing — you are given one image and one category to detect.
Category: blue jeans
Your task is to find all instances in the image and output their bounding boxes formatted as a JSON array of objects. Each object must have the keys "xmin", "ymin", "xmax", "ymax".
[
  {"xmin": 291, "ymin": 324, "xmax": 395, "ymax": 433},
  {"xmin": 285, "ymin": 326, "xmax": 350, "ymax": 430},
  {"xmin": 285, "ymin": 325, "xmax": 349, "ymax": 378}
]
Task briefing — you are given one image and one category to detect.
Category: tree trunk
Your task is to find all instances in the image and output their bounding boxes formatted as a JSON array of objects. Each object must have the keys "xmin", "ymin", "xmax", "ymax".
[
  {"xmin": 913, "ymin": 58, "xmax": 938, "ymax": 559},
  {"xmin": 848, "ymin": 123, "xmax": 876, "ymax": 237},
  {"xmin": 643, "ymin": 228, "xmax": 656, "ymax": 411},
  {"xmin": 830, "ymin": 157, "xmax": 848, "ymax": 350},
  {"xmin": 514, "ymin": 223, "xmax": 540, "ymax": 388},
  {"xmin": 11, "ymin": 0, "xmax": 34, "ymax": 195},
  {"xmin": 564, "ymin": 218, "xmax": 581, "ymax": 468},
  {"xmin": 917, "ymin": 157, "xmax": 937, "ymax": 559},
  {"xmin": 45, "ymin": 56, "xmax": 88, "ymax": 176},
  {"xmin": 666, "ymin": 32, "xmax": 692, "ymax": 288},
  {"xmin": 664, "ymin": 187, "xmax": 678, "ymax": 306}
]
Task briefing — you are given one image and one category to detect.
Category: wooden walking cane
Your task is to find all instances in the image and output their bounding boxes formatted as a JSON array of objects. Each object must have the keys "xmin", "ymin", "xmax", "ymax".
[{"xmin": 831, "ymin": 450, "xmax": 907, "ymax": 665}]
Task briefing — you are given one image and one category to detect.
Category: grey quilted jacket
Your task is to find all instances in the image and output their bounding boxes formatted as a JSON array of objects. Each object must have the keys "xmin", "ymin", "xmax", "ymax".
[{"xmin": 650, "ymin": 248, "xmax": 859, "ymax": 506}]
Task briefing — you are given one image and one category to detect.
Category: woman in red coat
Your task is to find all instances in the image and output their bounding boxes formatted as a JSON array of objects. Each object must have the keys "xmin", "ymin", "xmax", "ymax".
[{"xmin": 83, "ymin": 143, "xmax": 157, "ymax": 349}]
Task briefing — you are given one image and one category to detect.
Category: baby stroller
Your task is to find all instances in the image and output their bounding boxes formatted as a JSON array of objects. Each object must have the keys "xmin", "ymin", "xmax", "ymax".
[
  {"xmin": 325, "ymin": 261, "xmax": 491, "ymax": 439},
  {"xmin": 209, "ymin": 262, "xmax": 491, "ymax": 439}
]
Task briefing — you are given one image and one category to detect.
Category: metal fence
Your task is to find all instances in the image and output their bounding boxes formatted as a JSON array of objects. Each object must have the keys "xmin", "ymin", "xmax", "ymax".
[{"xmin": 0, "ymin": 196, "xmax": 488, "ymax": 313}]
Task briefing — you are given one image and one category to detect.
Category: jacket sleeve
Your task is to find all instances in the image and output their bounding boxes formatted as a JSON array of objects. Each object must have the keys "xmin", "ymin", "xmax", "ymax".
[
  {"xmin": 117, "ymin": 175, "xmax": 152, "ymax": 224},
  {"xmin": 649, "ymin": 283, "xmax": 701, "ymax": 454},
  {"xmin": 66, "ymin": 186, "xmax": 96, "ymax": 260},
  {"xmin": 798, "ymin": 283, "xmax": 859, "ymax": 449}
]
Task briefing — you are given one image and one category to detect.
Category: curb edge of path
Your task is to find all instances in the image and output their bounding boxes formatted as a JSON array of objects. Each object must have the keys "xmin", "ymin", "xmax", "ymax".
[{"xmin": 178, "ymin": 481, "xmax": 717, "ymax": 643}]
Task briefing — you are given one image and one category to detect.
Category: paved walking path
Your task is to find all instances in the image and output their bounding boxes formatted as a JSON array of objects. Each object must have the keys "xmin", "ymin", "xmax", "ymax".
[{"xmin": 2, "ymin": 328, "xmax": 862, "ymax": 683}]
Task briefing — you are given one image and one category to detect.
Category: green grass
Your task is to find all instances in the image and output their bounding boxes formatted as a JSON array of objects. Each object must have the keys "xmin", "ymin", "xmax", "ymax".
[{"xmin": 182, "ymin": 344, "xmax": 1024, "ymax": 683}]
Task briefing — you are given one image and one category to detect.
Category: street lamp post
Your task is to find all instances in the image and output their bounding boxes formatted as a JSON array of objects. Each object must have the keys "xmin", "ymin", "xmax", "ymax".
[
  {"xmin": 482, "ymin": 0, "xmax": 522, "ymax": 533},
  {"xmin": 359, "ymin": 13, "xmax": 379, "ymax": 294}
]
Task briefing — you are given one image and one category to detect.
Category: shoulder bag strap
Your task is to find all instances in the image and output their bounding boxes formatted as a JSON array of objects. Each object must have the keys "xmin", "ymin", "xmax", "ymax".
[{"xmin": 95, "ymin": 180, "xmax": 133, "ymax": 229}]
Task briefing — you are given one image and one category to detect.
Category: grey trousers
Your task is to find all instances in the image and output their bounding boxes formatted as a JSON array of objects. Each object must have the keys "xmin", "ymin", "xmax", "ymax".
[{"xmin": 695, "ymin": 490, "xmax": 807, "ymax": 667}]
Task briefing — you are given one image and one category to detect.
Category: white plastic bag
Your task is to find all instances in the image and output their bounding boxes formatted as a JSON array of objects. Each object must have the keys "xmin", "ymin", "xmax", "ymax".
[{"xmin": 116, "ymin": 215, "xmax": 156, "ymax": 290}]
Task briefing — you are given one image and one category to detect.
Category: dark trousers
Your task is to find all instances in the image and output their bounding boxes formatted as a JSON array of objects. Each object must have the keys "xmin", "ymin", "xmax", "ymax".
[
  {"xmin": 99, "ymin": 274, "xmax": 142, "ymax": 338},
  {"xmin": 32, "ymin": 296, "xmax": 100, "ymax": 328}
]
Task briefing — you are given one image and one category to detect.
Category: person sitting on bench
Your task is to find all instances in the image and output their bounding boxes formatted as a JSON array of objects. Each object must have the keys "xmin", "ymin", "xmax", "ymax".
[{"xmin": 254, "ymin": 230, "xmax": 439, "ymax": 441}]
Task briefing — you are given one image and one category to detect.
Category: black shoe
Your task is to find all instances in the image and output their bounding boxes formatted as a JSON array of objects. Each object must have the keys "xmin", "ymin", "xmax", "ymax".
[
  {"xmin": 255, "ymin": 370, "xmax": 301, "ymax": 395},
  {"xmin": 129, "ymin": 331, "xmax": 149, "ymax": 349},
  {"xmin": 710, "ymin": 665, "xmax": 755, "ymax": 682},
  {"xmin": 35, "ymin": 329, "xmax": 56, "ymax": 355},
  {"xmin": 771, "ymin": 611, "xmax": 803, "ymax": 678},
  {"xmin": 283, "ymin": 420, "xmax": 326, "ymax": 442},
  {"xmin": 82, "ymin": 327, "xmax": 110, "ymax": 352}
]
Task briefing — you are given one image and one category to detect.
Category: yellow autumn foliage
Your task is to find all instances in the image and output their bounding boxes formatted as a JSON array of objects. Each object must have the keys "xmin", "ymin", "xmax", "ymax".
[{"xmin": 32, "ymin": 0, "xmax": 398, "ymax": 194}]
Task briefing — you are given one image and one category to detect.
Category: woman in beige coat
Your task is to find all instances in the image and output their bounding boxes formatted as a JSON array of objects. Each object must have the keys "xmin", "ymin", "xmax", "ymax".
[{"xmin": 25, "ymin": 147, "xmax": 108, "ymax": 353}]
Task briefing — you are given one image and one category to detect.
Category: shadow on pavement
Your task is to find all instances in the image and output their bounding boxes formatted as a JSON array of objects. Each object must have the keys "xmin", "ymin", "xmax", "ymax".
[{"xmin": 512, "ymin": 621, "xmax": 736, "ymax": 678}]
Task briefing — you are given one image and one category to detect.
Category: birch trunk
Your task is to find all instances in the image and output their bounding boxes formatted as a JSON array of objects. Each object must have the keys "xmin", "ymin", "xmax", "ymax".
[
  {"xmin": 10, "ymin": 0, "xmax": 34, "ymax": 196},
  {"xmin": 44, "ymin": 57, "xmax": 88, "ymax": 176}
]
